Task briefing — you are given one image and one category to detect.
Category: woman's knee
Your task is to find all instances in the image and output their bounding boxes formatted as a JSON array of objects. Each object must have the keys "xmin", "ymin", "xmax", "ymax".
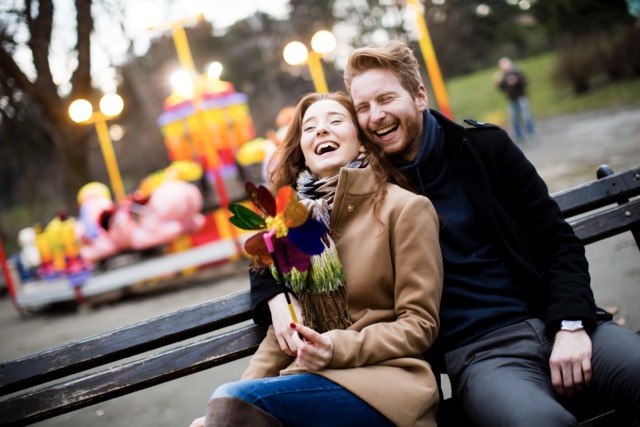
[{"xmin": 211, "ymin": 380, "xmax": 251, "ymax": 400}]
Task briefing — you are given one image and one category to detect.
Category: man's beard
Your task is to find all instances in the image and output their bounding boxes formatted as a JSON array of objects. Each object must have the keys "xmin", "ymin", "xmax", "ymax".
[{"xmin": 386, "ymin": 109, "xmax": 423, "ymax": 163}]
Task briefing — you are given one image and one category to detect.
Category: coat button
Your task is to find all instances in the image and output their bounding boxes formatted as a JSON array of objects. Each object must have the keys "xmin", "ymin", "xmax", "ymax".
[{"xmin": 346, "ymin": 204, "xmax": 354, "ymax": 212}]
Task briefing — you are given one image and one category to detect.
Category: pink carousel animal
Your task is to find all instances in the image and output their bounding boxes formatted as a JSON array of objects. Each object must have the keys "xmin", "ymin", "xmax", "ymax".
[{"xmin": 78, "ymin": 180, "xmax": 205, "ymax": 263}]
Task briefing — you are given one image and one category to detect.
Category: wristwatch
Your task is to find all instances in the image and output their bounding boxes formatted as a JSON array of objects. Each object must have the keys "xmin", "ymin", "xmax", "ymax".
[{"xmin": 560, "ymin": 320, "xmax": 584, "ymax": 332}]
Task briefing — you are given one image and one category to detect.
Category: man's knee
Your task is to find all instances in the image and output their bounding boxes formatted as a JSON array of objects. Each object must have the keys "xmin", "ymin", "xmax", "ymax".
[
  {"xmin": 508, "ymin": 405, "xmax": 576, "ymax": 427},
  {"xmin": 467, "ymin": 402, "xmax": 577, "ymax": 427},
  {"xmin": 461, "ymin": 378, "xmax": 577, "ymax": 427}
]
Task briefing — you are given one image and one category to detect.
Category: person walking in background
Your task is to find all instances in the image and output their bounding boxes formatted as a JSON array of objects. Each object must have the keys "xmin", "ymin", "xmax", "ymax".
[{"xmin": 495, "ymin": 56, "xmax": 535, "ymax": 142}]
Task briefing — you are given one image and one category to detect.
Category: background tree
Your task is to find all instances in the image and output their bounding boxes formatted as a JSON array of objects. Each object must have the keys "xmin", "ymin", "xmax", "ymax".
[
  {"xmin": 0, "ymin": 0, "xmax": 96, "ymax": 209},
  {"xmin": 533, "ymin": 0, "xmax": 634, "ymax": 41},
  {"xmin": 1, "ymin": 0, "xmax": 638, "ymax": 254}
]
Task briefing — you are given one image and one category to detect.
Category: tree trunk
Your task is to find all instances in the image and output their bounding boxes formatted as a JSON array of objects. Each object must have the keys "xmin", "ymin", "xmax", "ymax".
[{"xmin": 54, "ymin": 123, "xmax": 93, "ymax": 211}]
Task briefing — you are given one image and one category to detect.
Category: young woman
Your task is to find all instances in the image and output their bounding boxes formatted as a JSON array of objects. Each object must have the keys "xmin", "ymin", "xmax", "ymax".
[{"xmin": 190, "ymin": 92, "xmax": 443, "ymax": 427}]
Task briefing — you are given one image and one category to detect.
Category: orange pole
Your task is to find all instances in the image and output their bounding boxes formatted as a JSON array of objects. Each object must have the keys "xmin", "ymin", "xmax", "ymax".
[
  {"xmin": 164, "ymin": 18, "xmax": 242, "ymax": 257},
  {"xmin": 407, "ymin": 0, "xmax": 453, "ymax": 119},
  {"xmin": 0, "ymin": 238, "xmax": 19, "ymax": 311}
]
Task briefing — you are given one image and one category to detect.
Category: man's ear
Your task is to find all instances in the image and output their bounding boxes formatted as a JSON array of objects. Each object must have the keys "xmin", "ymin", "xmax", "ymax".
[{"xmin": 415, "ymin": 85, "xmax": 429, "ymax": 111}]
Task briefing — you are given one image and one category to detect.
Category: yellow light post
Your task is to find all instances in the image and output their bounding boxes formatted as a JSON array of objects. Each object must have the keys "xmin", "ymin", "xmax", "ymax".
[
  {"xmin": 283, "ymin": 30, "xmax": 336, "ymax": 93},
  {"xmin": 406, "ymin": 0, "xmax": 453, "ymax": 119},
  {"xmin": 69, "ymin": 94, "xmax": 126, "ymax": 202}
]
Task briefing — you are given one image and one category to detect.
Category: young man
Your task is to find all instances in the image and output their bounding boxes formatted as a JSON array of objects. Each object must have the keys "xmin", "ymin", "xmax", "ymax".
[{"xmin": 250, "ymin": 41, "xmax": 640, "ymax": 426}]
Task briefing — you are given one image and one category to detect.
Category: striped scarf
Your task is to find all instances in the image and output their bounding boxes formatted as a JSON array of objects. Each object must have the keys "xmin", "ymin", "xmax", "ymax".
[{"xmin": 277, "ymin": 156, "xmax": 366, "ymax": 332}]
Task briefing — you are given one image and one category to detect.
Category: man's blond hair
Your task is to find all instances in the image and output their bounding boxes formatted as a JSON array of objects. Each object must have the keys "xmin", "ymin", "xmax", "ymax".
[{"xmin": 344, "ymin": 40, "xmax": 423, "ymax": 99}]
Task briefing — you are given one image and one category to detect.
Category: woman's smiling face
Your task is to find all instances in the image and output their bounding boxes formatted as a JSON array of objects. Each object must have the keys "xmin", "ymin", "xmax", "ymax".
[{"xmin": 300, "ymin": 99, "xmax": 362, "ymax": 179}]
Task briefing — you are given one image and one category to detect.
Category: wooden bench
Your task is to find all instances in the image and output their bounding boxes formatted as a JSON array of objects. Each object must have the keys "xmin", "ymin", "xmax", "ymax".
[{"xmin": 1, "ymin": 165, "xmax": 639, "ymax": 427}]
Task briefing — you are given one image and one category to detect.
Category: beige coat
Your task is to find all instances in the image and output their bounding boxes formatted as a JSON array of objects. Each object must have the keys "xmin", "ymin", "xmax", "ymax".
[{"xmin": 243, "ymin": 167, "xmax": 443, "ymax": 427}]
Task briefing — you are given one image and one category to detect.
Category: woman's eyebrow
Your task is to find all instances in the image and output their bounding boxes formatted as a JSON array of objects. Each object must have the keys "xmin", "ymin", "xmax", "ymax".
[{"xmin": 302, "ymin": 115, "xmax": 316, "ymax": 125}]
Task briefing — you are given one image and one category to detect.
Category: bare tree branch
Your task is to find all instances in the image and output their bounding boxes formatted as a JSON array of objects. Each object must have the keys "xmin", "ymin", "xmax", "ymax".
[
  {"xmin": 0, "ymin": 45, "xmax": 37, "ymax": 103},
  {"xmin": 70, "ymin": 0, "xmax": 93, "ymax": 99}
]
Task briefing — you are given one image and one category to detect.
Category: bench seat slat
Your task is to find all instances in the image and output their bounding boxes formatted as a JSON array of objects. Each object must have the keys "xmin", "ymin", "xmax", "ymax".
[
  {"xmin": 0, "ymin": 325, "xmax": 266, "ymax": 427},
  {"xmin": 0, "ymin": 290, "xmax": 253, "ymax": 396}
]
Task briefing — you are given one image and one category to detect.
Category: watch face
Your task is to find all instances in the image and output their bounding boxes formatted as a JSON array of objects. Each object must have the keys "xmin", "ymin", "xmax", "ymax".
[{"xmin": 561, "ymin": 320, "xmax": 583, "ymax": 331}]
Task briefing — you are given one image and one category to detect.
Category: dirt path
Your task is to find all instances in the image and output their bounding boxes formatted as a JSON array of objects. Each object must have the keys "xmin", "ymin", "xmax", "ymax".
[{"xmin": 1, "ymin": 105, "xmax": 639, "ymax": 426}]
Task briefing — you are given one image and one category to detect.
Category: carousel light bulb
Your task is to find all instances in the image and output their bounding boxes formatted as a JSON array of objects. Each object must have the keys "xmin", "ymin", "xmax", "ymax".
[
  {"xmin": 170, "ymin": 70, "xmax": 195, "ymax": 98},
  {"xmin": 207, "ymin": 61, "xmax": 223, "ymax": 80}
]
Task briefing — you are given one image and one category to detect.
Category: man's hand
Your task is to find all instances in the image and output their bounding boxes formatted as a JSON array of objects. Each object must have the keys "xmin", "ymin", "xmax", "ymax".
[
  {"xmin": 549, "ymin": 330, "xmax": 592, "ymax": 397},
  {"xmin": 290, "ymin": 323, "xmax": 333, "ymax": 371},
  {"xmin": 268, "ymin": 293, "xmax": 303, "ymax": 356}
]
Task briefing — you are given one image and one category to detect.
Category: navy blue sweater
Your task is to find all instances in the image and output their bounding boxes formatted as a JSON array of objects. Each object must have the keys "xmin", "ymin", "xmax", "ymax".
[{"xmin": 396, "ymin": 110, "xmax": 529, "ymax": 351}]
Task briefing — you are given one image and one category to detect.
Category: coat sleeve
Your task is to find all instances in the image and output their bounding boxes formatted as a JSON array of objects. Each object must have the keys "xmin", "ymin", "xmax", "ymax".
[
  {"xmin": 250, "ymin": 267, "xmax": 285, "ymax": 327},
  {"xmin": 493, "ymin": 133, "xmax": 597, "ymax": 335},
  {"xmin": 241, "ymin": 326, "xmax": 295, "ymax": 380},
  {"xmin": 325, "ymin": 196, "xmax": 443, "ymax": 369}
]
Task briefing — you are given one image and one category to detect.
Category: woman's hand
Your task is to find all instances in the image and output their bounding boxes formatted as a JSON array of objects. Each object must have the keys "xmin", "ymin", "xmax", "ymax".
[
  {"xmin": 290, "ymin": 322, "xmax": 333, "ymax": 371},
  {"xmin": 268, "ymin": 293, "xmax": 303, "ymax": 356}
]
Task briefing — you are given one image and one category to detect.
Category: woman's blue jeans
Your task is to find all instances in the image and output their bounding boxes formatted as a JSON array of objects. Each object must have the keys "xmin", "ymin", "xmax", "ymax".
[{"xmin": 211, "ymin": 373, "xmax": 393, "ymax": 427}]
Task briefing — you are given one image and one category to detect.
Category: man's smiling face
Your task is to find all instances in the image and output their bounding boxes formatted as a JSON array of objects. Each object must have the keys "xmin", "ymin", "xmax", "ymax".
[{"xmin": 350, "ymin": 68, "xmax": 428, "ymax": 163}]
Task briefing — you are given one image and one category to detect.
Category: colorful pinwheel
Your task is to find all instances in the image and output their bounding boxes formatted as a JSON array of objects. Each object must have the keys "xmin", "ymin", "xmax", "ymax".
[
  {"xmin": 229, "ymin": 183, "xmax": 325, "ymax": 272},
  {"xmin": 229, "ymin": 182, "xmax": 326, "ymax": 323}
]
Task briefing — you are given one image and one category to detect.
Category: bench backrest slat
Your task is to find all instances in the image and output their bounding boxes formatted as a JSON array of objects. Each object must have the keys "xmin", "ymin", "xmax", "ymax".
[
  {"xmin": 0, "ymin": 325, "xmax": 265, "ymax": 427},
  {"xmin": 552, "ymin": 167, "xmax": 640, "ymax": 218},
  {"xmin": 0, "ymin": 290, "xmax": 253, "ymax": 396}
]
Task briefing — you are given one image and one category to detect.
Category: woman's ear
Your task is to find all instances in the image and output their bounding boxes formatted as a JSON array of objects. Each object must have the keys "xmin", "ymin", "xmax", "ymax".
[{"xmin": 359, "ymin": 145, "xmax": 366, "ymax": 153}]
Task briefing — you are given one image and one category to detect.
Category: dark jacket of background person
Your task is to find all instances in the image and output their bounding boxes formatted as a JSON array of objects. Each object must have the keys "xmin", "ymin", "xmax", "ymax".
[{"xmin": 498, "ymin": 67, "xmax": 528, "ymax": 101}]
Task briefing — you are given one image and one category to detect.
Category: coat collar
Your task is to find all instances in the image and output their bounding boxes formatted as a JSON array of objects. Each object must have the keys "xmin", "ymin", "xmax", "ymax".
[
  {"xmin": 335, "ymin": 166, "xmax": 376, "ymax": 197},
  {"xmin": 429, "ymin": 109, "xmax": 466, "ymax": 157}
]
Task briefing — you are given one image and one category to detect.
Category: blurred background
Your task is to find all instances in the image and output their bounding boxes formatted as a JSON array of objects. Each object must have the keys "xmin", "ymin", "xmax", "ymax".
[
  {"xmin": 1, "ymin": 0, "xmax": 639, "ymax": 256},
  {"xmin": 1, "ymin": 2, "xmax": 639, "ymax": 425}
]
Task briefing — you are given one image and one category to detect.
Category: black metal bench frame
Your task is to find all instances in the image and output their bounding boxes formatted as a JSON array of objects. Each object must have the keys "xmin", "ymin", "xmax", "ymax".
[{"xmin": 1, "ymin": 165, "xmax": 639, "ymax": 427}]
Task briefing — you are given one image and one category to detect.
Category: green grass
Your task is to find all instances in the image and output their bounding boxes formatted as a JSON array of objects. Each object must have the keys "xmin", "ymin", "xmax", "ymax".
[{"xmin": 441, "ymin": 51, "xmax": 640, "ymax": 126}]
